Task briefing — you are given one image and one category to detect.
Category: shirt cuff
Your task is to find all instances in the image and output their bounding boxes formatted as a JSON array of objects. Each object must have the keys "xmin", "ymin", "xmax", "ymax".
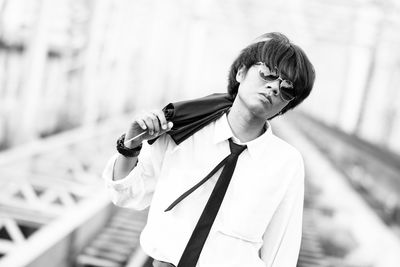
[{"xmin": 102, "ymin": 153, "xmax": 139, "ymax": 191}]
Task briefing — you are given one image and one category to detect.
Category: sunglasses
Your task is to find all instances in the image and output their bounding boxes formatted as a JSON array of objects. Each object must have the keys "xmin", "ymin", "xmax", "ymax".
[{"xmin": 254, "ymin": 62, "xmax": 296, "ymax": 102}]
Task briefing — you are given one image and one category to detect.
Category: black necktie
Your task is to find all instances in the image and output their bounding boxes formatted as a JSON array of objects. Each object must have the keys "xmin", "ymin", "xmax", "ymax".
[{"xmin": 165, "ymin": 138, "xmax": 247, "ymax": 267}]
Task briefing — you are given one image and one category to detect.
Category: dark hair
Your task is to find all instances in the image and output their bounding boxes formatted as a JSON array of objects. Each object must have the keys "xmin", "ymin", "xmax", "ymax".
[{"xmin": 227, "ymin": 32, "xmax": 315, "ymax": 119}]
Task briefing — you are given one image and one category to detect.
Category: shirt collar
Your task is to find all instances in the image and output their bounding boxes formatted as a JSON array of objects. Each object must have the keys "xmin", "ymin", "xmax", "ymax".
[{"xmin": 213, "ymin": 113, "xmax": 273, "ymax": 159}]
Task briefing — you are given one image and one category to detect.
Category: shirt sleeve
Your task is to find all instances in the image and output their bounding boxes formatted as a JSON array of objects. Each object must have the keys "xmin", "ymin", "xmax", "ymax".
[
  {"xmin": 102, "ymin": 134, "xmax": 171, "ymax": 210},
  {"xmin": 259, "ymin": 154, "xmax": 305, "ymax": 267}
]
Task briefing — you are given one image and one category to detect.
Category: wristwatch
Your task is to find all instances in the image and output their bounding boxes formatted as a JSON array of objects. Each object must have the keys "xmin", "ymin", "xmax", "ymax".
[{"xmin": 116, "ymin": 134, "xmax": 142, "ymax": 157}]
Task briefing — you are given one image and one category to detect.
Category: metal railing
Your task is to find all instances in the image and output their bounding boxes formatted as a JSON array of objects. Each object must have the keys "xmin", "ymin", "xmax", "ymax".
[{"xmin": 0, "ymin": 116, "xmax": 128, "ymax": 267}]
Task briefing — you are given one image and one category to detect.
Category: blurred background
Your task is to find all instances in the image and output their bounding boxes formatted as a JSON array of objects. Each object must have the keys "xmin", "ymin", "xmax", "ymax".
[{"xmin": 0, "ymin": 0, "xmax": 400, "ymax": 266}]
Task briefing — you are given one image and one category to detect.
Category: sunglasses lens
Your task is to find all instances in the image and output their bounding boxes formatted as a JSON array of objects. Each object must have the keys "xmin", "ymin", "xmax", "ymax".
[
  {"xmin": 280, "ymin": 80, "xmax": 295, "ymax": 101},
  {"xmin": 257, "ymin": 64, "xmax": 279, "ymax": 82},
  {"xmin": 281, "ymin": 79, "xmax": 293, "ymax": 88},
  {"xmin": 280, "ymin": 88, "xmax": 295, "ymax": 101},
  {"xmin": 256, "ymin": 62, "xmax": 296, "ymax": 101}
]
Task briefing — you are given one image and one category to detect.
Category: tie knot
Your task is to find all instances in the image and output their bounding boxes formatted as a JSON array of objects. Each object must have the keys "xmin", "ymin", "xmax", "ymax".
[{"xmin": 229, "ymin": 138, "xmax": 247, "ymax": 155}]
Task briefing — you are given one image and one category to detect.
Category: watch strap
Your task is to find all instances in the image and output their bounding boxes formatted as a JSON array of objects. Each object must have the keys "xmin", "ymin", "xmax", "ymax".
[{"xmin": 116, "ymin": 134, "xmax": 142, "ymax": 157}]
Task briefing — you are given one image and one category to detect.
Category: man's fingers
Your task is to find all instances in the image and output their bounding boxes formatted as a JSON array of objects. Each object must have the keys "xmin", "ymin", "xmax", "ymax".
[
  {"xmin": 167, "ymin": 121, "xmax": 173, "ymax": 130},
  {"xmin": 153, "ymin": 110, "xmax": 168, "ymax": 130},
  {"xmin": 131, "ymin": 110, "xmax": 173, "ymax": 140},
  {"xmin": 149, "ymin": 112, "xmax": 161, "ymax": 135},
  {"xmin": 143, "ymin": 114, "xmax": 156, "ymax": 135},
  {"xmin": 157, "ymin": 121, "xmax": 174, "ymax": 136},
  {"xmin": 136, "ymin": 118, "xmax": 147, "ymax": 130}
]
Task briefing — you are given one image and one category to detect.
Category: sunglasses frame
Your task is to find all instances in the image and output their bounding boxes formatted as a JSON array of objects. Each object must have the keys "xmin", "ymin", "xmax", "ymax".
[{"xmin": 254, "ymin": 62, "xmax": 296, "ymax": 102}]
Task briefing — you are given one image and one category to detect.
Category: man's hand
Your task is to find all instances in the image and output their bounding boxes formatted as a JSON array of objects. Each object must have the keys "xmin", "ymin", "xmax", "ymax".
[{"xmin": 124, "ymin": 110, "xmax": 173, "ymax": 148}]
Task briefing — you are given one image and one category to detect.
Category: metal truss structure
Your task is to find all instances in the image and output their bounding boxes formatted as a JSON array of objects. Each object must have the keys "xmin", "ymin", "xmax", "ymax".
[{"xmin": 0, "ymin": 118, "xmax": 128, "ymax": 266}]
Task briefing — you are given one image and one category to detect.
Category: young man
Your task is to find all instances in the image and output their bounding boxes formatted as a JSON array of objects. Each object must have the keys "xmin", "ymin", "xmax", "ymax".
[{"xmin": 103, "ymin": 32, "xmax": 315, "ymax": 267}]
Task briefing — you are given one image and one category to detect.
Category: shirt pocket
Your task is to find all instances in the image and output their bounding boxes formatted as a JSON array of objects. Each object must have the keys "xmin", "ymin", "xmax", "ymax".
[{"xmin": 217, "ymin": 189, "xmax": 282, "ymax": 244}]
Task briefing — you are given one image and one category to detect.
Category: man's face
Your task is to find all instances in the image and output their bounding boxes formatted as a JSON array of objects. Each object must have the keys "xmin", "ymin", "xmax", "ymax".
[{"xmin": 235, "ymin": 63, "xmax": 294, "ymax": 119}]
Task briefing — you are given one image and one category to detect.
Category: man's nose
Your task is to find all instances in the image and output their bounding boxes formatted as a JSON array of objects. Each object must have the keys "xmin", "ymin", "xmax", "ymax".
[{"xmin": 265, "ymin": 80, "xmax": 281, "ymax": 96}]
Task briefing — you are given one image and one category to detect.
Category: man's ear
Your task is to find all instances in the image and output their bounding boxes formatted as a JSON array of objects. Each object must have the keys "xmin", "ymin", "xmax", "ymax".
[{"xmin": 236, "ymin": 65, "xmax": 247, "ymax": 83}]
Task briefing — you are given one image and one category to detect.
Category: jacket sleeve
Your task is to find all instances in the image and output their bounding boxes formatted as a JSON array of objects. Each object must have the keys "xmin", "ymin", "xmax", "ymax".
[
  {"xmin": 102, "ymin": 134, "xmax": 171, "ymax": 210},
  {"xmin": 259, "ymin": 154, "xmax": 305, "ymax": 267}
]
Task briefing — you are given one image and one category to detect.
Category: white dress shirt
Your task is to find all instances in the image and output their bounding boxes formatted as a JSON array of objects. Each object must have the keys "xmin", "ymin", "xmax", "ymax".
[{"xmin": 103, "ymin": 114, "xmax": 304, "ymax": 267}]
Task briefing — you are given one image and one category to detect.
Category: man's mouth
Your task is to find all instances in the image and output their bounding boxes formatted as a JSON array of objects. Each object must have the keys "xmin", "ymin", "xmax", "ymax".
[{"xmin": 260, "ymin": 93, "xmax": 272, "ymax": 104}]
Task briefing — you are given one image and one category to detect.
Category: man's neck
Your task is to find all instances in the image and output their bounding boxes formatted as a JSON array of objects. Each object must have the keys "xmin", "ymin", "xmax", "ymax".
[{"xmin": 227, "ymin": 99, "xmax": 267, "ymax": 143}]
